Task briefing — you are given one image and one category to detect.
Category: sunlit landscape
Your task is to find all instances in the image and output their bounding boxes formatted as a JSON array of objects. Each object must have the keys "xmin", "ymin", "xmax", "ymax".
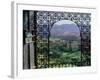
[{"xmin": 49, "ymin": 20, "xmax": 81, "ymax": 67}]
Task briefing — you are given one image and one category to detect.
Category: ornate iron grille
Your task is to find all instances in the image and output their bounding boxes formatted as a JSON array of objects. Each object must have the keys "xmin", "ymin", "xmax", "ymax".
[{"xmin": 23, "ymin": 10, "xmax": 91, "ymax": 69}]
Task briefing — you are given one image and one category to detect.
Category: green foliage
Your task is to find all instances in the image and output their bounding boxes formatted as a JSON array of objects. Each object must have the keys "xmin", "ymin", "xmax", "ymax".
[
  {"xmin": 37, "ymin": 38, "xmax": 90, "ymax": 67},
  {"xmin": 49, "ymin": 42, "xmax": 81, "ymax": 64}
]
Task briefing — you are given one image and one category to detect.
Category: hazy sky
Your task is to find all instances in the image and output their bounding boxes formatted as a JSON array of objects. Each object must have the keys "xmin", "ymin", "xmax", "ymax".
[{"xmin": 50, "ymin": 20, "xmax": 80, "ymax": 36}]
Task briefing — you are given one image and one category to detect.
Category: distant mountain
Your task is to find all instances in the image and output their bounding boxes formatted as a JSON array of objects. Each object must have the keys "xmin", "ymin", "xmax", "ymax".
[
  {"xmin": 51, "ymin": 35, "xmax": 80, "ymax": 41},
  {"xmin": 63, "ymin": 32, "xmax": 80, "ymax": 36},
  {"xmin": 50, "ymin": 24, "xmax": 80, "ymax": 37}
]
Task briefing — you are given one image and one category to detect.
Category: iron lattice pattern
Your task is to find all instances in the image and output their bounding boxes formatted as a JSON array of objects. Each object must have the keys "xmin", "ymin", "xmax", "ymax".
[{"xmin": 23, "ymin": 10, "xmax": 91, "ymax": 69}]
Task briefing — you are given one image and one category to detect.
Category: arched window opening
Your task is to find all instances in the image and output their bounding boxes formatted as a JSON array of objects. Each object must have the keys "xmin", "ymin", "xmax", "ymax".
[{"xmin": 49, "ymin": 20, "xmax": 81, "ymax": 66}]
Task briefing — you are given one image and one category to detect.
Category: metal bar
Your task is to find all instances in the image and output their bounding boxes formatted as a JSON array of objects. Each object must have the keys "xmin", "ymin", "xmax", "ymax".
[
  {"xmin": 80, "ymin": 32, "xmax": 83, "ymax": 66},
  {"xmin": 27, "ymin": 11, "xmax": 31, "ymax": 69},
  {"xmin": 34, "ymin": 11, "xmax": 37, "ymax": 68},
  {"xmin": 78, "ymin": 25, "xmax": 83, "ymax": 66},
  {"xmin": 47, "ymin": 25, "xmax": 50, "ymax": 68},
  {"xmin": 23, "ymin": 11, "xmax": 25, "ymax": 69},
  {"xmin": 80, "ymin": 26, "xmax": 83, "ymax": 66}
]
